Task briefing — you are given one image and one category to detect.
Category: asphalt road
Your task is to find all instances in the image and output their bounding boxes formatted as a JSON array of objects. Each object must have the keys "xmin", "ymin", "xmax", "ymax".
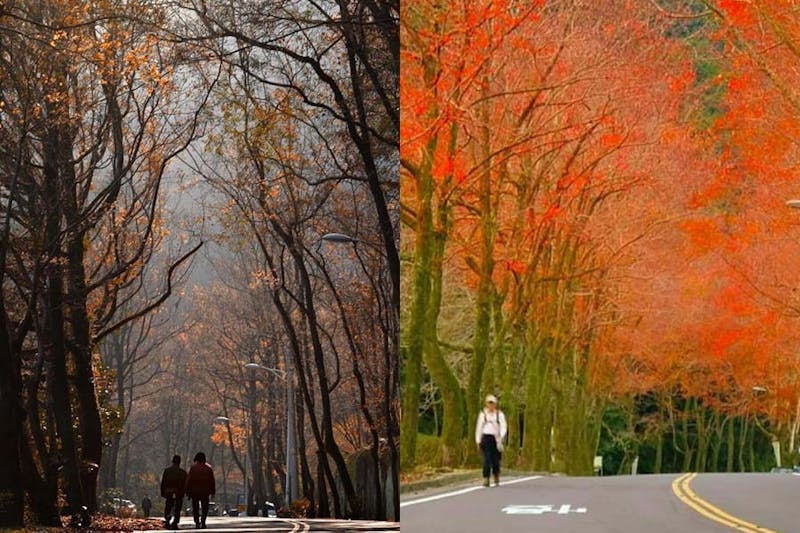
[
  {"xmin": 400, "ymin": 472, "xmax": 799, "ymax": 532},
  {"xmin": 137, "ymin": 516, "xmax": 399, "ymax": 532}
]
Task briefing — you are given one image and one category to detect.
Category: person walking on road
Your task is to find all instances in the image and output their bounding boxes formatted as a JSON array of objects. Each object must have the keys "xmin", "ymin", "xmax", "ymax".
[
  {"xmin": 475, "ymin": 394, "xmax": 507, "ymax": 487},
  {"xmin": 141, "ymin": 495, "xmax": 152, "ymax": 518},
  {"xmin": 185, "ymin": 452, "xmax": 216, "ymax": 529},
  {"xmin": 160, "ymin": 455, "xmax": 188, "ymax": 529}
]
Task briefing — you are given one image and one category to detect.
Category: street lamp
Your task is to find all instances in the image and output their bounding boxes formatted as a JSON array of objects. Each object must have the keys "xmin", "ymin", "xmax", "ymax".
[
  {"xmin": 320, "ymin": 232, "xmax": 359, "ymax": 244},
  {"xmin": 244, "ymin": 362, "xmax": 297, "ymax": 506},
  {"xmin": 215, "ymin": 416, "xmax": 247, "ymax": 516}
]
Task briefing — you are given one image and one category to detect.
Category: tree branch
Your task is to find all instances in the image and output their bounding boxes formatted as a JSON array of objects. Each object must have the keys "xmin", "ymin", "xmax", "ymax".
[{"xmin": 94, "ymin": 241, "xmax": 203, "ymax": 342}]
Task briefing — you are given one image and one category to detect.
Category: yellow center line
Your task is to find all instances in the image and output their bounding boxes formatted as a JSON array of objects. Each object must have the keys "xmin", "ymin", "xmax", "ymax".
[{"xmin": 671, "ymin": 473, "xmax": 778, "ymax": 533}]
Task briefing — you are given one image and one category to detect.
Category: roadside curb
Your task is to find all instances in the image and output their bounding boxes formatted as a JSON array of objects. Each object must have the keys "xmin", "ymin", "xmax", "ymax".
[
  {"xmin": 401, "ymin": 470, "xmax": 543, "ymax": 497},
  {"xmin": 401, "ymin": 470, "xmax": 481, "ymax": 495}
]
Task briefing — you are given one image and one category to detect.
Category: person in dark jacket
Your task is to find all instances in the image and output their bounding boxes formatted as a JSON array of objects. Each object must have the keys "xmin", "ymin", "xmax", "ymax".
[
  {"xmin": 160, "ymin": 455, "xmax": 188, "ymax": 530},
  {"xmin": 185, "ymin": 452, "xmax": 216, "ymax": 529},
  {"xmin": 141, "ymin": 495, "xmax": 152, "ymax": 518}
]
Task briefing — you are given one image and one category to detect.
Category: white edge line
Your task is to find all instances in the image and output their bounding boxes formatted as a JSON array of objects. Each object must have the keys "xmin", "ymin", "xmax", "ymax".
[
  {"xmin": 400, "ymin": 476, "xmax": 542, "ymax": 508},
  {"xmin": 500, "ymin": 475, "xmax": 543, "ymax": 487}
]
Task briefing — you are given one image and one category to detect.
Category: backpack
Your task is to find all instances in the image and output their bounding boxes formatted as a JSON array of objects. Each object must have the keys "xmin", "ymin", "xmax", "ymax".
[{"xmin": 481, "ymin": 409, "xmax": 505, "ymax": 452}]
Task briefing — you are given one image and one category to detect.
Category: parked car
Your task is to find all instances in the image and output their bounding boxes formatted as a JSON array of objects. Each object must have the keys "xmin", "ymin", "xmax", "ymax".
[
  {"xmin": 184, "ymin": 502, "xmax": 220, "ymax": 516},
  {"xmin": 222, "ymin": 502, "xmax": 275, "ymax": 518},
  {"xmin": 112, "ymin": 498, "xmax": 137, "ymax": 518}
]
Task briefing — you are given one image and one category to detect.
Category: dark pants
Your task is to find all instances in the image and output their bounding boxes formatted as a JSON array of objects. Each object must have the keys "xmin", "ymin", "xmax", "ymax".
[
  {"xmin": 480, "ymin": 434, "xmax": 501, "ymax": 478},
  {"xmin": 143, "ymin": 506, "xmax": 151, "ymax": 518},
  {"xmin": 191, "ymin": 496, "xmax": 210, "ymax": 526},
  {"xmin": 164, "ymin": 495, "xmax": 183, "ymax": 526}
]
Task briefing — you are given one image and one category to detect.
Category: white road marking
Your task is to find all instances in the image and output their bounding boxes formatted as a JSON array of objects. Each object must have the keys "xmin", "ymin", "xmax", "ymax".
[
  {"xmin": 498, "ymin": 475, "xmax": 544, "ymax": 487},
  {"xmin": 400, "ymin": 475, "xmax": 542, "ymax": 508},
  {"xmin": 503, "ymin": 503, "xmax": 587, "ymax": 515},
  {"xmin": 558, "ymin": 504, "xmax": 586, "ymax": 514},
  {"xmin": 503, "ymin": 505, "xmax": 553, "ymax": 515}
]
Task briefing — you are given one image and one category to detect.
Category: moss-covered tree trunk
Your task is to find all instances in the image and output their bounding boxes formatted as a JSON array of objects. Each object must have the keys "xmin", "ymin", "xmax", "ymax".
[
  {"xmin": 695, "ymin": 407, "xmax": 708, "ymax": 472},
  {"xmin": 423, "ymin": 218, "xmax": 465, "ymax": 466},
  {"xmin": 654, "ymin": 428, "xmax": 664, "ymax": 474},
  {"xmin": 467, "ymin": 79, "xmax": 497, "ymax": 436},
  {"xmin": 748, "ymin": 420, "xmax": 757, "ymax": 471},
  {"xmin": 680, "ymin": 399, "xmax": 694, "ymax": 472},
  {"xmin": 738, "ymin": 417, "xmax": 748, "ymax": 472},
  {"xmin": 399, "ymin": 87, "xmax": 438, "ymax": 468},
  {"xmin": 709, "ymin": 414, "xmax": 724, "ymax": 472},
  {"xmin": 726, "ymin": 416, "xmax": 735, "ymax": 472},
  {"xmin": 522, "ymin": 340, "xmax": 553, "ymax": 470}
]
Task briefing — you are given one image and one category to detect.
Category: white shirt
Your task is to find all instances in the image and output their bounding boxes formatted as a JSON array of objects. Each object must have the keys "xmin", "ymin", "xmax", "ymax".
[{"xmin": 475, "ymin": 408, "xmax": 507, "ymax": 445}]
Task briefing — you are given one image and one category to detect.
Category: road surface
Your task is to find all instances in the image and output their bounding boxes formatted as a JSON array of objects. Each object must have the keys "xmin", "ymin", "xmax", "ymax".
[
  {"xmin": 137, "ymin": 516, "xmax": 399, "ymax": 532},
  {"xmin": 401, "ymin": 472, "xmax": 799, "ymax": 532}
]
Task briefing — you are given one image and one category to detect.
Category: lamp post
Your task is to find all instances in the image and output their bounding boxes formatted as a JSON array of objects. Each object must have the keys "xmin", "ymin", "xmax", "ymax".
[
  {"xmin": 319, "ymin": 229, "xmax": 400, "ymax": 520},
  {"xmin": 215, "ymin": 415, "xmax": 247, "ymax": 516},
  {"xmin": 244, "ymin": 362, "xmax": 297, "ymax": 505}
]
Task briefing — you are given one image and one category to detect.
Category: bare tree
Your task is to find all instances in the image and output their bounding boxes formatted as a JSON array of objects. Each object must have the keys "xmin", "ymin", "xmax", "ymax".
[{"xmin": 0, "ymin": 1, "xmax": 205, "ymax": 524}]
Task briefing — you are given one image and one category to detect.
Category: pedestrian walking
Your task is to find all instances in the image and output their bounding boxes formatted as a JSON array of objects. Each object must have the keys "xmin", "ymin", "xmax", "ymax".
[
  {"xmin": 475, "ymin": 394, "xmax": 507, "ymax": 487},
  {"xmin": 141, "ymin": 495, "xmax": 152, "ymax": 518},
  {"xmin": 160, "ymin": 455, "xmax": 188, "ymax": 530},
  {"xmin": 185, "ymin": 452, "xmax": 216, "ymax": 529}
]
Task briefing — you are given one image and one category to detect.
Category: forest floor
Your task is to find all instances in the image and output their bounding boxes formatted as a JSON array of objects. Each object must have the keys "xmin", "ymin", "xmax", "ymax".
[{"xmin": 11, "ymin": 515, "xmax": 165, "ymax": 532}]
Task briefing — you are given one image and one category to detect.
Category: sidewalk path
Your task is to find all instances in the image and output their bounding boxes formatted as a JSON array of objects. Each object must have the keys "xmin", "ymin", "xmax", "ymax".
[{"xmin": 137, "ymin": 516, "xmax": 398, "ymax": 533}]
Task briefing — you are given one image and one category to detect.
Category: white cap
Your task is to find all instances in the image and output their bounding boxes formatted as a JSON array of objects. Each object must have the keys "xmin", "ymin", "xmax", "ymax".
[{"xmin": 485, "ymin": 394, "xmax": 498, "ymax": 404}]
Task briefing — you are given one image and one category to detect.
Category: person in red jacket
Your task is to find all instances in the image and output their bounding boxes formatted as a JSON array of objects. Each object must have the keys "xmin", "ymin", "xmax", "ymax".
[{"xmin": 185, "ymin": 452, "xmax": 215, "ymax": 529}]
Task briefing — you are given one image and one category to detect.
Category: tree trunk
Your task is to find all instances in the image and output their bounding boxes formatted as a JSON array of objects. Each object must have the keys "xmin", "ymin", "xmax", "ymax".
[
  {"xmin": 0, "ymin": 314, "xmax": 24, "ymax": 528},
  {"xmin": 400, "ymin": 149, "xmax": 436, "ymax": 469},
  {"xmin": 522, "ymin": 345, "xmax": 552, "ymax": 470},
  {"xmin": 21, "ymin": 357, "xmax": 60, "ymax": 525},
  {"xmin": 654, "ymin": 429, "xmax": 664, "ymax": 474},
  {"xmin": 680, "ymin": 399, "xmax": 694, "ymax": 472},
  {"xmin": 726, "ymin": 417, "xmax": 735, "ymax": 472},
  {"xmin": 19, "ymin": 428, "xmax": 60, "ymax": 526},
  {"xmin": 400, "ymin": 48, "xmax": 441, "ymax": 469},
  {"xmin": 316, "ymin": 450, "xmax": 330, "ymax": 518},
  {"xmin": 281, "ymin": 235, "xmax": 359, "ymax": 517},
  {"xmin": 297, "ymin": 397, "xmax": 316, "ymax": 515},
  {"xmin": 423, "ymin": 227, "xmax": 464, "ymax": 467},
  {"xmin": 710, "ymin": 416, "xmax": 724, "ymax": 472},
  {"xmin": 467, "ymin": 83, "xmax": 496, "ymax": 435},
  {"xmin": 64, "ymin": 210, "xmax": 103, "ymax": 514},
  {"xmin": 43, "ymin": 124, "xmax": 90, "ymax": 525},
  {"xmin": 270, "ymin": 289, "xmax": 337, "ymax": 516},
  {"xmin": 695, "ymin": 408, "xmax": 707, "ymax": 473},
  {"xmin": 738, "ymin": 418, "xmax": 748, "ymax": 472}
]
